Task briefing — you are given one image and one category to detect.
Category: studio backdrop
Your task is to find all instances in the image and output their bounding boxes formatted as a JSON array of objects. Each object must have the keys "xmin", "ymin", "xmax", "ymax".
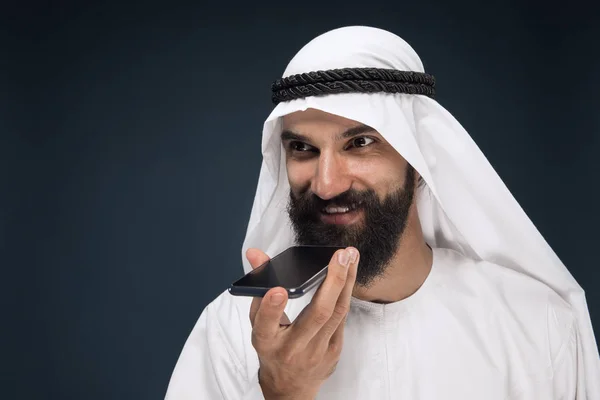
[{"xmin": 3, "ymin": 1, "xmax": 599, "ymax": 399}]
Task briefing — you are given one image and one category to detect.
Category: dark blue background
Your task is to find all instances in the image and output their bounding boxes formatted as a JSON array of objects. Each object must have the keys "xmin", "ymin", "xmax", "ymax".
[{"xmin": 3, "ymin": 1, "xmax": 599, "ymax": 399}]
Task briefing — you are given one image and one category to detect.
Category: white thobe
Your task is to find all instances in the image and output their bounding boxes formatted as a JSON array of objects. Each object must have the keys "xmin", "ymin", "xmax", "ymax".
[{"xmin": 165, "ymin": 247, "xmax": 582, "ymax": 399}]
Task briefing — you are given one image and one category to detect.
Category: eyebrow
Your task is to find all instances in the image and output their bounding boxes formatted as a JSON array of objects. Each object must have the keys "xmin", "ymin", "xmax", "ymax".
[{"xmin": 280, "ymin": 124, "xmax": 376, "ymax": 143}]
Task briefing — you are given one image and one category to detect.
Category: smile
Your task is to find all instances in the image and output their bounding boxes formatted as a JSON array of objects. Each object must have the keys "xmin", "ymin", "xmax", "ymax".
[
  {"xmin": 322, "ymin": 202, "xmax": 363, "ymax": 214},
  {"xmin": 320, "ymin": 203, "xmax": 364, "ymax": 225}
]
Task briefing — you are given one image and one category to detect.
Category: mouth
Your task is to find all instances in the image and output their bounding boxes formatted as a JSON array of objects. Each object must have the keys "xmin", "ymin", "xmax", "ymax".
[
  {"xmin": 321, "ymin": 202, "xmax": 363, "ymax": 215},
  {"xmin": 320, "ymin": 202, "xmax": 364, "ymax": 225}
]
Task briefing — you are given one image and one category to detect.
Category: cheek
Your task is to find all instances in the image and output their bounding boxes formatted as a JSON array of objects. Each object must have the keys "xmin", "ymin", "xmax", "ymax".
[
  {"xmin": 347, "ymin": 157, "xmax": 406, "ymax": 192},
  {"xmin": 286, "ymin": 160, "xmax": 314, "ymax": 191},
  {"xmin": 347, "ymin": 157, "xmax": 385, "ymax": 183}
]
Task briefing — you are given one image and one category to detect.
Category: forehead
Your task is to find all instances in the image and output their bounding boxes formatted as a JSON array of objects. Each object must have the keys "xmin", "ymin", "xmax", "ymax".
[{"xmin": 282, "ymin": 108, "xmax": 363, "ymax": 131}]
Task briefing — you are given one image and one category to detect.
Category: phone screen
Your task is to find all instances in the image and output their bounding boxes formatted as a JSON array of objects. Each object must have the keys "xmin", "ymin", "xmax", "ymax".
[{"xmin": 232, "ymin": 246, "xmax": 344, "ymax": 289}]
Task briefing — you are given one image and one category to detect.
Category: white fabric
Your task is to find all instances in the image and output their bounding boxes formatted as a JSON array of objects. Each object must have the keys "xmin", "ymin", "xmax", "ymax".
[
  {"xmin": 238, "ymin": 26, "xmax": 599, "ymax": 396},
  {"xmin": 165, "ymin": 26, "xmax": 599, "ymax": 398},
  {"xmin": 166, "ymin": 248, "xmax": 582, "ymax": 399}
]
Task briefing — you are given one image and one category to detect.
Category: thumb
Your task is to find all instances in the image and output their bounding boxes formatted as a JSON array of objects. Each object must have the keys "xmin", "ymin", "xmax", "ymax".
[{"xmin": 246, "ymin": 248, "xmax": 270, "ymax": 270}]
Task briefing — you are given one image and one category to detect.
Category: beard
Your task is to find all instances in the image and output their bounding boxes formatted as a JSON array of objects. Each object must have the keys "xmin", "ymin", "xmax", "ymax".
[{"xmin": 287, "ymin": 166, "xmax": 416, "ymax": 287}]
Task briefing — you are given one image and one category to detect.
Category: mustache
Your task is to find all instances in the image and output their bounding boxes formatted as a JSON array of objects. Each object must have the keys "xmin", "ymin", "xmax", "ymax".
[{"xmin": 288, "ymin": 189, "xmax": 378, "ymax": 215}]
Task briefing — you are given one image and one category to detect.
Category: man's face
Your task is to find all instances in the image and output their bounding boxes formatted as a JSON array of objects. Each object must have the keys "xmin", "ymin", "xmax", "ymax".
[{"xmin": 282, "ymin": 108, "xmax": 417, "ymax": 287}]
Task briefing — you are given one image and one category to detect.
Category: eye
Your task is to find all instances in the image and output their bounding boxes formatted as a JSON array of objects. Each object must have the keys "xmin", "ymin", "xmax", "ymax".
[
  {"xmin": 288, "ymin": 141, "xmax": 314, "ymax": 152},
  {"xmin": 349, "ymin": 136, "xmax": 375, "ymax": 149}
]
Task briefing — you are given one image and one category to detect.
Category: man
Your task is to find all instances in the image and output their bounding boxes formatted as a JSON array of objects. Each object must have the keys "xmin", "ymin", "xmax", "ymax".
[{"xmin": 165, "ymin": 26, "xmax": 600, "ymax": 399}]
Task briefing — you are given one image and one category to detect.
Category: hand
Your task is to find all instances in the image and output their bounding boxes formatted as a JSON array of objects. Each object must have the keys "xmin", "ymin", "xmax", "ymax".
[{"xmin": 246, "ymin": 247, "xmax": 359, "ymax": 400}]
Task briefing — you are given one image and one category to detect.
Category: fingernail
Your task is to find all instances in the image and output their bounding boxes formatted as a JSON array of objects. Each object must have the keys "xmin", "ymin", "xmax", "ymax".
[
  {"xmin": 348, "ymin": 248, "xmax": 358, "ymax": 264},
  {"xmin": 338, "ymin": 250, "xmax": 350, "ymax": 266},
  {"xmin": 270, "ymin": 293, "xmax": 284, "ymax": 306}
]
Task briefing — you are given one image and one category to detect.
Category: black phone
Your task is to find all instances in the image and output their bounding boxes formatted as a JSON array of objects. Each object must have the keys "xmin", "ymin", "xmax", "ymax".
[{"xmin": 228, "ymin": 245, "xmax": 345, "ymax": 299}]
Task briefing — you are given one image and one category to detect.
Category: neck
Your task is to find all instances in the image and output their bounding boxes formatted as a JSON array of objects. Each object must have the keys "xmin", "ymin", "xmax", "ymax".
[{"xmin": 352, "ymin": 207, "xmax": 433, "ymax": 304}]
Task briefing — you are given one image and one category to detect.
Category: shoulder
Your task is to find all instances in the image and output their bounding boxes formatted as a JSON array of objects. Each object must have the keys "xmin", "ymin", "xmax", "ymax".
[
  {"xmin": 205, "ymin": 289, "xmax": 254, "ymax": 328},
  {"xmin": 165, "ymin": 291, "xmax": 257, "ymax": 398},
  {"xmin": 202, "ymin": 290, "xmax": 256, "ymax": 364},
  {"xmin": 170, "ymin": 289, "xmax": 257, "ymax": 384},
  {"xmin": 432, "ymin": 247, "xmax": 573, "ymax": 318},
  {"xmin": 433, "ymin": 247, "xmax": 576, "ymax": 362}
]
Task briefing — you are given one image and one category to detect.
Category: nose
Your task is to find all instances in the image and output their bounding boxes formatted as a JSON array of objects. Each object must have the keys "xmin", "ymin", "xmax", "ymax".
[{"xmin": 310, "ymin": 151, "xmax": 352, "ymax": 200}]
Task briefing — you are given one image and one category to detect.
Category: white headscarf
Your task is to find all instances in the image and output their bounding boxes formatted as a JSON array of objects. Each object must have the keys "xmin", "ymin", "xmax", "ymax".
[{"xmin": 240, "ymin": 26, "xmax": 600, "ymax": 392}]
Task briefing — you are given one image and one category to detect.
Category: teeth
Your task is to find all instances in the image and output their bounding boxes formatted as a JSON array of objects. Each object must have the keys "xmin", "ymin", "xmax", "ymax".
[
  {"xmin": 323, "ymin": 203, "xmax": 361, "ymax": 214},
  {"xmin": 325, "ymin": 206, "xmax": 350, "ymax": 214}
]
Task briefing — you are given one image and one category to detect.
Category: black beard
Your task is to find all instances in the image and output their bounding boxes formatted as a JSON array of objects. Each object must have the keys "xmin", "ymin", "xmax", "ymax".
[{"xmin": 287, "ymin": 166, "xmax": 416, "ymax": 287}]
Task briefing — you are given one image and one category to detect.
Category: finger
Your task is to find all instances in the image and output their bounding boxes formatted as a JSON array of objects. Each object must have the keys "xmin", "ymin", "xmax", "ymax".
[
  {"xmin": 251, "ymin": 287, "xmax": 288, "ymax": 346},
  {"xmin": 292, "ymin": 248, "xmax": 352, "ymax": 343},
  {"xmin": 249, "ymin": 296, "xmax": 262, "ymax": 327},
  {"xmin": 328, "ymin": 314, "xmax": 347, "ymax": 357},
  {"xmin": 246, "ymin": 248, "xmax": 271, "ymax": 270},
  {"xmin": 251, "ymin": 295, "xmax": 291, "ymax": 327},
  {"xmin": 327, "ymin": 249, "xmax": 359, "ymax": 354},
  {"xmin": 313, "ymin": 248, "xmax": 358, "ymax": 346},
  {"xmin": 280, "ymin": 312, "xmax": 291, "ymax": 326},
  {"xmin": 251, "ymin": 299, "xmax": 291, "ymax": 327}
]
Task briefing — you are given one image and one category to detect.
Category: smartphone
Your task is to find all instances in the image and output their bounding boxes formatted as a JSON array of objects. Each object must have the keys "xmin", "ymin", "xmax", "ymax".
[{"xmin": 228, "ymin": 245, "xmax": 345, "ymax": 299}]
